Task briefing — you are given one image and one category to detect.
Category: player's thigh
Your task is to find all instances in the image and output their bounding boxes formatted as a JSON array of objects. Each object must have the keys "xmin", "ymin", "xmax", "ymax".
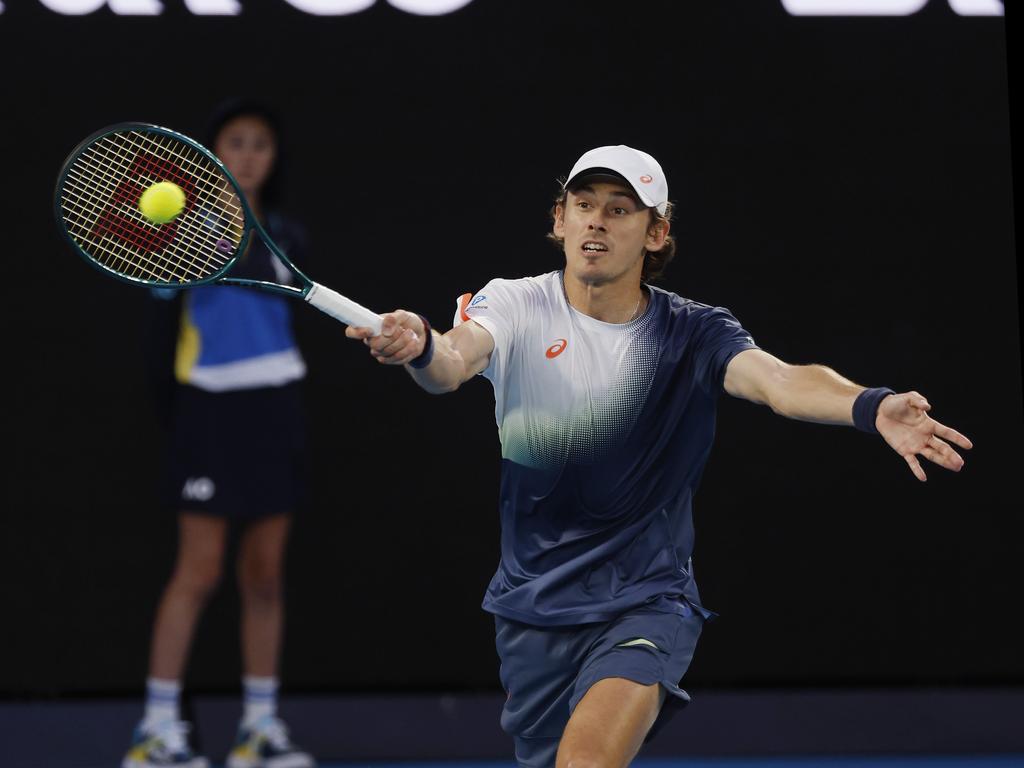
[{"xmin": 555, "ymin": 676, "xmax": 663, "ymax": 768}]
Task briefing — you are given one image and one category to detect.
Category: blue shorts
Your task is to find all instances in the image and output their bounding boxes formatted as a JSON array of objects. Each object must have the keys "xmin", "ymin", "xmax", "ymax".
[{"xmin": 494, "ymin": 600, "xmax": 704, "ymax": 768}]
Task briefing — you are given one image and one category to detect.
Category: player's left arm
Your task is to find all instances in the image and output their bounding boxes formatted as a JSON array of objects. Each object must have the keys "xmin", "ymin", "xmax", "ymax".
[{"xmin": 723, "ymin": 348, "xmax": 973, "ymax": 481}]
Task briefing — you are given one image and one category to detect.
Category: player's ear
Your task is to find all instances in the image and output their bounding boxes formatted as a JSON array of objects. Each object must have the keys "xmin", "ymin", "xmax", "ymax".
[
  {"xmin": 553, "ymin": 203, "xmax": 566, "ymax": 238},
  {"xmin": 645, "ymin": 216, "xmax": 669, "ymax": 252}
]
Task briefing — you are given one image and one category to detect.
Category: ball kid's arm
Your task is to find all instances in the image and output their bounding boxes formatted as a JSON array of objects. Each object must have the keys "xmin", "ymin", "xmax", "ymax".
[{"xmin": 345, "ymin": 310, "xmax": 495, "ymax": 394}]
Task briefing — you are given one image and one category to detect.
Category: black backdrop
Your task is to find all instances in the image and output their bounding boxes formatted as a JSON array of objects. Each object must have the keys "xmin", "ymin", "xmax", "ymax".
[{"xmin": 0, "ymin": 1, "xmax": 1018, "ymax": 698}]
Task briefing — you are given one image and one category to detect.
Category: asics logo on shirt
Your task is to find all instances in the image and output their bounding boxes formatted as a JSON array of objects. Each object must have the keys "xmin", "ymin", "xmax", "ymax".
[
  {"xmin": 545, "ymin": 339, "xmax": 568, "ymax": 359},
  {"xmin": 181, "ymin": 477, "xmax": 216, "ymax": 502}
]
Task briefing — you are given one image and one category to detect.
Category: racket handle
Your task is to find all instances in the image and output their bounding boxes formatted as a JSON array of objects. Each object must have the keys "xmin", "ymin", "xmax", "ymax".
[{"xmin": 305, "ymin": 283, "xmax": 383, "ymax": 335}]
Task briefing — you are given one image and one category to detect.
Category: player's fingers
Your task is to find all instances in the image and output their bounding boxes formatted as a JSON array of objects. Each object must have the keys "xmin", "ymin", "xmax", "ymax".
[
  {"xmin": 368, "ymin": 326, "xmax": 407, "ymax": 350},
  {"xmin": 371, "ymin": 331, "xmax": 421, "ymax": 363},
  {"xmin": 346, "ymin": 325, "xmax": 376, "ymax": 340},
  {"xmin": 384, "ymin": 326, "xmax": 428, "ymax": 363},
  {"xmin": 374, "ymin": 328, "xmax": 418, "ymax": 356},
  {"xmin": 920, "ymin": 445, "xmax": 941, "ymax": 467},
  {"xmin": 925, "ymin": 436, "xmax": 965, "ymax": 471},
  {"xmin": 933, "ymin": 421, "xmax": 973, "ymax": 450},
  {"xmin": 903, "ymin": 453, "xmax": 927, "ymax": 482},
  {"xmin": 373, "ymin": 346, "xmax": 414, "ymax": 365},
  {"xmin": 388, "ymin": 332, "xmax": 429, "ymax": 366},
  {"xmin": 908, "ymin": 391, "xmax": 930, "ymax": 411},
  {"xmin": 379, "ymin": 349, "xmax": 420, "ymax": 365},
  {"xmin": 378, "ymin": 311, "xmax": 410, "ymax": 338},
  {"xmin": 386, "ymin": 309, "xmax": 423, "ymax": 335}
]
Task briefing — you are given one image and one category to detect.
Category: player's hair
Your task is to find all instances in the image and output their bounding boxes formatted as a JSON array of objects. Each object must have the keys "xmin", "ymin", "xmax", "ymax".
[
  {"xmin": 547, "ymin": 180, "xmax": 677, "ymax": 283},
  {"xmin": 204, "ymin": 97, "xmax": 286, "ymax": 208}
]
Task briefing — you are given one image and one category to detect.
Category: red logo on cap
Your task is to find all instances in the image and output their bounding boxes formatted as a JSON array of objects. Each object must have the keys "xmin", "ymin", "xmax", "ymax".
[{"xmin": 639, "ymin": 175, "xmax": 653, "ymax": 184}]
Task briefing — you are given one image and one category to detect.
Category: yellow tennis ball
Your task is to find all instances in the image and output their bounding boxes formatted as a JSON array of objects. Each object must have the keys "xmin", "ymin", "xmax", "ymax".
[{"xmin": 138, "ymin": 181, "xmax": 186, "ymax": 224}]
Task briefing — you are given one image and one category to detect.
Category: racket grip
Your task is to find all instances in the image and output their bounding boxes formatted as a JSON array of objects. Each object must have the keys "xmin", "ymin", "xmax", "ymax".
[{"xmin": 305, "ymin": 283, "xmax": 383, "ymax": 335}]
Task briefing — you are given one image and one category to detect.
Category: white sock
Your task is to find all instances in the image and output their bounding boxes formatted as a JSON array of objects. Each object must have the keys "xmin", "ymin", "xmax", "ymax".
[
  {"xmin": 242, "ymin": 676, "xmax": 278, "ymax": 727},
  {"xmin": 143, "ymin": 677, "xmax": 181, "ymax": 727}
]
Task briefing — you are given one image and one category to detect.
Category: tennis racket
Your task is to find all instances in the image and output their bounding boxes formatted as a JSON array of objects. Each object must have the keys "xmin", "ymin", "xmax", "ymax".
[{"xmin": 54, "ymin": 122, "xmax": 383, "ymax": 334}]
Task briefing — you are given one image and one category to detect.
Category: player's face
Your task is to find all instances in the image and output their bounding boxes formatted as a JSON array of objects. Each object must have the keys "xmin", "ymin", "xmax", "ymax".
[
  {"xmin": 214, "ymin": 115, "xmax": 277, "ymax": 199},
  {"xmin": 554, "ymin": 182, "xmax": 668, "ymax": 287}
]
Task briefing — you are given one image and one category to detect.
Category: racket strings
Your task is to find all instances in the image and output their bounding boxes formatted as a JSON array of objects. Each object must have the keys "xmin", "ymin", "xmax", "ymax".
[
  {"xmin": 60, "ymin": 129, "xmax": 246, "ymax": 285},
  {"xmin": 69, "ymin": 135, "xmax": 225, "ymax": 280},
  {"xmin": 107, "ymin": 130, "xmax": 243, "ymax": 258},
  {"xmin": 86, "ymin": 131, "xmax": 241, "ymax": 278},
  {"xmin": 61, "ymin": 140, "xmax": 202, "ymax": 281},
  {"xmin": 63, "ymin": 158, "xmax": 205, "ymax": 283},
  {"xmin": 61, "ymin": 139, "xmax": 228, "ymax": 283}
]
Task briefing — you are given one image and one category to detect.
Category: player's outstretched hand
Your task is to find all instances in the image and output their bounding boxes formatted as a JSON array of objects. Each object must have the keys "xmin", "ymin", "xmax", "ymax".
[
  {"xmin": 345, "ymin": 310, "xmax": 427, "ymax": 366},
  {"xmin": 875, "ymin": 391, "xmax": 973, "ymax": 482}
]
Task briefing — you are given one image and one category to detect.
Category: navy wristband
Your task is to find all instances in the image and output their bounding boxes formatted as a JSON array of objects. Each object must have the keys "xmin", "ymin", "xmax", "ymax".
[
  {"xmin": 853, "ymin": 387, "xmax": 896, "ymax": 434},
  {"xmin": 407, "ymin": 315, "xmax": 434, "ymax": 369}
]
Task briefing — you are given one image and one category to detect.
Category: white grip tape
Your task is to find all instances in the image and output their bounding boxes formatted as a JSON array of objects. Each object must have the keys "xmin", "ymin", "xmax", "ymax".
[{"xmin": 305, "ymin": 283, "xmax": 383, "ymax": 335}]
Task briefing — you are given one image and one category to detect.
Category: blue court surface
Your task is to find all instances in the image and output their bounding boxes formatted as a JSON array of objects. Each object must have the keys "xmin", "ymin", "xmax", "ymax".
[{"xmin": 324, "ymin": 758, "xmax": 1024, "ymax": 768}]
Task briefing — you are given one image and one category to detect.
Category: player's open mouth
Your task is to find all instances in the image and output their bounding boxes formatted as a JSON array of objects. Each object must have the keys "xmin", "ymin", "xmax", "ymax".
[{"xmin": 581, "ymin": 241, "xmax": 608, "ymax": 253}]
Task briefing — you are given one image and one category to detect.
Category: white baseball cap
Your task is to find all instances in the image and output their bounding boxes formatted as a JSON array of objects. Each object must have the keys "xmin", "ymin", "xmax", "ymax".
[{"xmin": 565, "ymin": 145, "xmax": 669, "ymax": 215}]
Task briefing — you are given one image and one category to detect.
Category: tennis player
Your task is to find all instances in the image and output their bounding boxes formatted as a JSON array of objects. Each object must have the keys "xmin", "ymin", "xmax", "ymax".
[{"xmin": 345, "ymin": 145, "xmax": 973, "ymax": 767}]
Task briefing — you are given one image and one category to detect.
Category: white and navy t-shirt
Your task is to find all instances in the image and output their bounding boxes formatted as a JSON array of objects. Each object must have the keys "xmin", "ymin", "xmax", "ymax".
[{"xmin": 459, "ymin": 270, "xmax": 757, "ymax": 626}]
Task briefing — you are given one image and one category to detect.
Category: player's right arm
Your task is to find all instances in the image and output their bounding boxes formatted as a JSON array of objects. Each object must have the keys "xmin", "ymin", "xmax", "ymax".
[{"xmin": 345, "ymin": 310, "xmax": 495, "ymax": 394}]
